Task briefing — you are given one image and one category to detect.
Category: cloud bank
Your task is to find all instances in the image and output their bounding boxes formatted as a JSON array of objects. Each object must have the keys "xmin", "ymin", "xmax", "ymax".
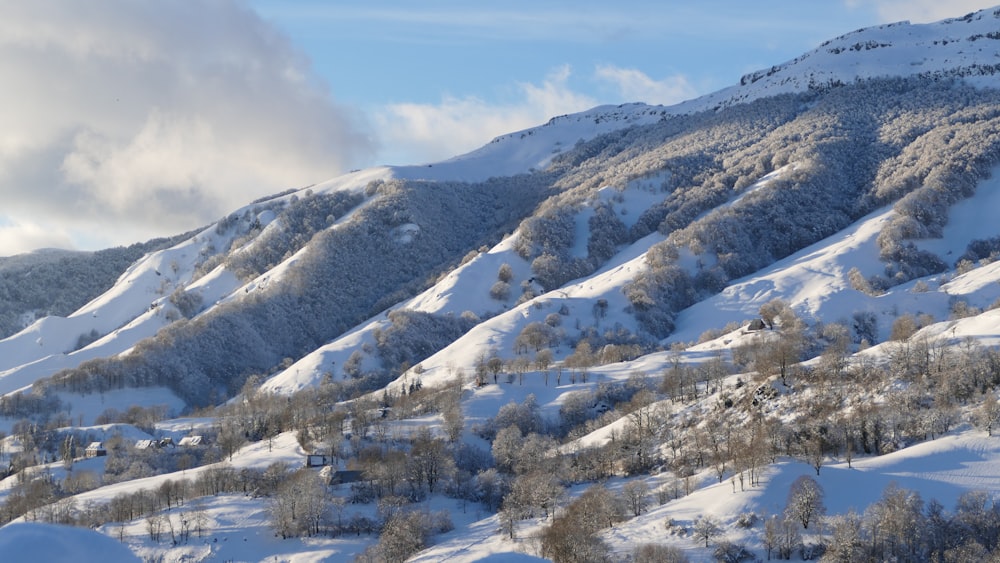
[
  {"xmin": 374, "ymin": 65, "xmax": 694, "ymax": 165},
  {"xmin": 373, "ymin": 67, "xmax": 596, "ymax": 165},
  {"xmin": 0, "ymin": 1, "xmax": 373, "ymax": 256}
]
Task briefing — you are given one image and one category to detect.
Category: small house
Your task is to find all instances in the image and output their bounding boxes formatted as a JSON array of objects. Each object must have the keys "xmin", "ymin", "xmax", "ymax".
[
  {"xmin": 85, "ymin": 442, "xmax": 106, "ymax": 458},
  {"xmin": 306, "ymin": 454, "xmax": 333, "ymax": 468},
  {"xmin": 746, "ymin": 318, "xmax": 767, "ymax": 332},
  {"xmin": 178, "ymin": 435, "xmax": 205, "ymax": 447},
  {"xmin": 134, "ymin": 439, "xmax": 157, "ymax": 450},
  {"xmin": 329, "ymin": 470, "xmax": 364, "ymax": 486}
]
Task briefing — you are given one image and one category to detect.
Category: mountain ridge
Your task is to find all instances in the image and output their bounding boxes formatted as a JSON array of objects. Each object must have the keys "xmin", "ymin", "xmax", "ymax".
[
  {"xmin": 5, "ymin": 5, "xmax": 1000, "ymax": 402},
  {"xmin": 4, "ymin": 7, "xmax": 1000, "ymax": 561}
]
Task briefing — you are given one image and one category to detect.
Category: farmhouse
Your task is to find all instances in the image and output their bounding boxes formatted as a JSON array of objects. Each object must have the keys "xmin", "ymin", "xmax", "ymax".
[
  {"xmin": 178, "ymin": 435, "xmax": 206, "ymax": 447},
  {"xmin": 329, "ymin": 470, "xmax": 364, "ymax": 486},
  {"xmin": 305, "ymin": 453, "xmax": 333, "ymax": 467},
  {"xmin": 84, "ymin": 442, "xmax": 106, "ymax": 458}
]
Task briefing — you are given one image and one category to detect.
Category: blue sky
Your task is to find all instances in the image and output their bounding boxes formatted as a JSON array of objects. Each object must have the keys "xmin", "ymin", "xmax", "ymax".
[
  {"xmin": 247, "ymin": 0, "xmax": 992, "ymax": 165},
  {"xmin": 0, "ymin": 0, "xmax": 995, "ymax": 256},
  {"xmin": 253, "ymin": 2, "xmax": 869, "ymax": 108},
  {"xmin": 250, "ymin": 1, "xmax": 883, "ymax": 165}
]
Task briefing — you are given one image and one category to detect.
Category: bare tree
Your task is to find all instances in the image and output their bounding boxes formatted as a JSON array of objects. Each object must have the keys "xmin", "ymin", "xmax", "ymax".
[
  {"xmin": 491, "ymin": 425, "xmax": 523, "ymax": 474},
  {"xmin": 376, "ymin": 510, "xmax": 431, "ymax": 563},
  {"xmin": 407, "ymin": 428, "xmax": 454, "ymax": 493},
  {"xmin": 269, "ymin": 469, "xmax": 329, "ymax": 538},
  {"xmin": 692, "ymin": 514, "xmax": 723, "ymax": 547},
  {"xmin": 146, "ymin": 513, "xmax": 166, "ymax": 543},
  {"xmin": 774, "ymin": 515, "xmax": 801, "ymax": 559},
  {"xmin": 622, "ymin": 480, "xmax": 650, "ymax": 517},
  {"xmin": 785, "ymin": 475, "xmax": 825, "ymax": 530},
  {"xmin": 978, "ymin": 392, "xmax": 1000, "ymax": 436},
  {"xmin": 633, "ymin": 543, "xmax": 689, "ymax": 563},
  {"xmin": 476, "ymin": 468, "xmax": 508, "ymax": 512},
  {"xmin": 442, "ymin": 400, "xmax": 464, "ymax": 443},
  {"xmin": 825, "ymin": 510, "xmax": 864, "ymax": 562},
  {"xmin": 763, "ymin": 514, "xmax": 778, "ymax": 560},
  {"xmin": 513, "ymin": 471, "xmax": 563, "ymax": 520},
  {"xmin": 486, "ymin": 354, "xmax": 504, "ymax": 384},
  {"xmin": 565, "ymin": 340, "xmax": 594, "ymax": 381},
  {"xmin": 216, "ymin": 416, "xmax": 245, "ymax": 461},
  {"xmin": 535, "ymin": 348, "xmax": 553, "ymax": 386},
  {"xmin": 514, "ymin": 322, "xmax": 555, "ymax": 355},
  {"xmin": 541, "ymin": 484, "xmax": 622, "ymax": 562},
  {"xmin": 497, "ymin": 262, "xmax": 513, "ymax": 283},
  {"xmin": 865, "ymin": 483, "xmax": 925, "ymax": 561},
  {"xmin": 191, "ymin": 501, "xmax": 210, "ymax": 538},
  {"xmin": 806, "ymin": 428, "xmax": 826, "ymax": 475}
]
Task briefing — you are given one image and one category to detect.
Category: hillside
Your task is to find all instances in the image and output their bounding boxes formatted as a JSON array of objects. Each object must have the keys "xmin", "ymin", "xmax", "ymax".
[{"xmin": 3, "ymin": 6, "xmax": 1000, "ymax": 563}]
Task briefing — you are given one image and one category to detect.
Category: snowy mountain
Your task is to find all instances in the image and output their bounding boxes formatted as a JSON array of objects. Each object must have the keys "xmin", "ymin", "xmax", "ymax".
[{"xmin": 4, "ymin": 6, "xmax": 1000, "ymax": 562}]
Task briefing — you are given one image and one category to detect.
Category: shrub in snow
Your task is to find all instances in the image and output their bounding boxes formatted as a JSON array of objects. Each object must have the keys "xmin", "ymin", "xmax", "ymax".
[
  {"xmin": 714, "ymin": 541, "xmax": 755, "ymax": 563},
  {"xmin": 632, "ymin": 543, "xmax": 689, "ymax": 563},
  {"xmin": 735, "ymin": 511, "xmax": 759, "ymax": 528}
]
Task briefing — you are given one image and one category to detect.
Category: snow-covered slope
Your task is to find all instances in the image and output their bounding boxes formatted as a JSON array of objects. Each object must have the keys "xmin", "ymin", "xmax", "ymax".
[
  {"xmin": 692, "ymin": 8, "xmax": 1000, "ymax": 110},
  {"xmin": 0, "ymin": 522, "xmax": 139, "ymax": 562},
  {"xmin": 0, "ymin": 223, "xmax": 250, "ymax": 396},
  {"xmin": 5, "ymin": 6, "xmax": 1000, "ymax": 562},
  {"xmin": 668, "ymin": 163, "xmax": 1000, "ymax": 346},
  {"xmin": 6, "ymin": 6, "xmax": 1000, "ymax": 400}
]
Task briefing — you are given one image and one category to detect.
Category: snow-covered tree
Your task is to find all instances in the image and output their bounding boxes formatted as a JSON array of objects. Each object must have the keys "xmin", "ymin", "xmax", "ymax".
[
  {"xmin": 269, "ymin": 469, "xmax": 329, "ymax": 538},
  {"xmin": 785, "ymin": 475, "xmax": 825, "ymax": 530},
  {"xmin": 692, "ymin": 514, "xmax": 724, "ymax": 547}
]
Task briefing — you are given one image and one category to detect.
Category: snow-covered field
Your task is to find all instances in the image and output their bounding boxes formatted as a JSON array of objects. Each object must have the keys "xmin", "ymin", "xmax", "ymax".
[{"xmin": 1, "ymin": 419, "xmax": 995, "ymax": 562}]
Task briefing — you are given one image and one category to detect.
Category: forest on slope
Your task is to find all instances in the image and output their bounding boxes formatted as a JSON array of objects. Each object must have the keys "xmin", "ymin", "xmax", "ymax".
[
  {"xmin": 4, "ymin": 8, "xmax": 1000, "ymax": 561},
  {"xmin": 0, "ymin": 235, "xmax": 190, "ymax": 340},
  {"xmin": 4, "ymin": 74, "xmax": 992, "ymax": 418}
]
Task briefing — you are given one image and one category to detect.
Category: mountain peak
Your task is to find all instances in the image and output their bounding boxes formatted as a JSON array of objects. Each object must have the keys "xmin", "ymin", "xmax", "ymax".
[{"xmin": 701, "ymin": 6, "xmax": 1000, "ymax": 111}]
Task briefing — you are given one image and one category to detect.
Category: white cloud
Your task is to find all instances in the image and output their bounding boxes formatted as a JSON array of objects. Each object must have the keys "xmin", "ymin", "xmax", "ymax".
[
  {"xmin": 372, "ymin": 64, "xmax": 702, "ymax": 166},
  {"xmin": 0, "ymin": 1, "xmax": 373, "ymax": 256},
  {"xmin": 374, "ymin": 66, "xmax": 597, "ymax": 165},
  {"xmin": 0, "ymin": 218, "xmax": 74, "ymax": 257},
  {"xmin": 845, "ymin": 0, "xmax": 998, "ymax": 23},
  {"xmin": 594, "ymin": 65, "xmax": 698, "ymax": 106}
]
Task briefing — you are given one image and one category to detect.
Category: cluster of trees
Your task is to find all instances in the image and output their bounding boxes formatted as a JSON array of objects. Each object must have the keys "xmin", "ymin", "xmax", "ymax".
[
  {"xmin": 869, "ymin": 85, "xmax": 1000, "ymax": 286},
  {"xmin": 467, "ymin": 315, "xmax": 652, "ymax": 391},
  {"xmin": 766, "ymin": 481, "xmax": 1000, "ymax": 562},
  {"xmin": 373, "ymin": 310, "xmax": 477, "ymax": 375},
  {"xmin": 357, "ymin": 508, "xmax": 454, "ymax": 563},
  {"xmin": 0, "ymin": 429, "xmax": 226, "ymax": 526},
  {"xmin": 30, "ymin": 173, "xmax": 548, "ymax": 408},
  {"xmin": 602, "ymin": 76, "xmax": 1000, "ymax": 336},
  {"xmin": 469, "ymin": 305, "xmax": 1000, "ymax": 560},
  {"xmin": 2, "ymin": 463, "xmax": 233, "ymax": 533},
  {"xmin": 958, "ymin": 235, "xmax": 1000, "ymax": 265},
  {"xmin": 0, "ymin": 235, "xmax": 187, "ymax": 339},
  {"xmin": 4, "ymin": 460, "xmax": 401, "ymax": 547},
  {"xmin": 0, "ymin": 378, "xmax": 337, "ymax": 524},
  {"xmin": 1, "ymin": 377, "xmax": 470, "ymax": 551},
  {"xmin": 510, "ymin": 195, "xmax": 631, "ymax": 295},
  {"xmin": 450, "ymin": 305, "xmax": 993, "ymax": 554},
  {"xmin": 224, "ymin": 189, "xmax": 364, "ymax": 280},
  {"xmin": 540, "ymin": 484, "xmax": 628, "ymax": 561},
  {"xmin": 3, "ymin": 304, "xmax": 1000, "ymax": 561}
]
